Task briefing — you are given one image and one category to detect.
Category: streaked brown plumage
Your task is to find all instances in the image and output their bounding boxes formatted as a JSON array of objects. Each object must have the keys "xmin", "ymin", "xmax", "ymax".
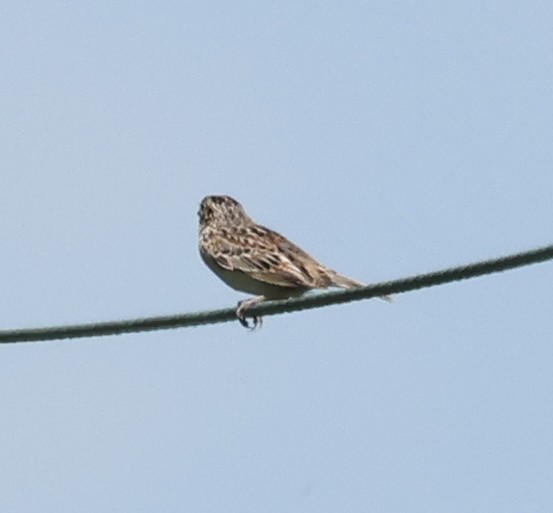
[{"xmin": 198, "ymin": 195, "xmax": 389, "ymax": 328}]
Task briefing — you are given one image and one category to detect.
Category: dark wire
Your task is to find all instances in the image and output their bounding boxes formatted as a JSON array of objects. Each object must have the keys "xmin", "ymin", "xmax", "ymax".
[{"xmin": 1, "ymin": 244, "xmax": 551, "ymax": 343}]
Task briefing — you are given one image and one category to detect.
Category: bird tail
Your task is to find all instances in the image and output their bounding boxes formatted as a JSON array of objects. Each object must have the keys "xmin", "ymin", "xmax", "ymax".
[{"xmin": 329, "ymin": 271, "xmax": 393, "ymax": 302}]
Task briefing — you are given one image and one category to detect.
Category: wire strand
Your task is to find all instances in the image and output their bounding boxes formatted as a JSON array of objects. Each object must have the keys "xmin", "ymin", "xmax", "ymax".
[{"xmin": 1, "ymin": 244, "xmax": 552, "ymax": 343}]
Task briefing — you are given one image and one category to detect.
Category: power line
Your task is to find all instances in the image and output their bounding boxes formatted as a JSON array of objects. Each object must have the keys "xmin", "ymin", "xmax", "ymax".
[{"xmin": 1, "ymin": 243, "xmax": 551, "ymax": 344}]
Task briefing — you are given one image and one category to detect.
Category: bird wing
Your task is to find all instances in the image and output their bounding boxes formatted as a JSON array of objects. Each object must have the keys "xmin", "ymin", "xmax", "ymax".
[{"xmin": 212, "ymin": 226, "xmax": 330, "ymax": 289}]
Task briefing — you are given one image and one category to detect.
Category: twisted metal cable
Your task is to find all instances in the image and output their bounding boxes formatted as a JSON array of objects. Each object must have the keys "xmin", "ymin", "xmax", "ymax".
[{"xmin": 1, "ymin": 244, "xmax": 551, "ymax": 343}]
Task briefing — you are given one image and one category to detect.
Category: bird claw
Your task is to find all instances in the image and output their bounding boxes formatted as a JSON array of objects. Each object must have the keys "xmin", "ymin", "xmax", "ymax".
[
  {"xmin": 236, "ymin": 300, "xmax": 263, "ymax": 330},
  {"xmin": 237, "ymin": 314, "xmax": 263, "ymax": 330}
]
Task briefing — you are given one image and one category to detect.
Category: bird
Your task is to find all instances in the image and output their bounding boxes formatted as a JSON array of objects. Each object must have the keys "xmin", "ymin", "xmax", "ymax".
[{"xmin": 198, "ymin": 195, "xmax": 390, "ymax": 329}]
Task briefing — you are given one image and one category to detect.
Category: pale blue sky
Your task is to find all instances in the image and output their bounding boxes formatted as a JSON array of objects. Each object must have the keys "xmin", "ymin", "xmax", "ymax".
[{"xmin": 1, "ymin": 1, "xmax": 552, "ymax": 512}]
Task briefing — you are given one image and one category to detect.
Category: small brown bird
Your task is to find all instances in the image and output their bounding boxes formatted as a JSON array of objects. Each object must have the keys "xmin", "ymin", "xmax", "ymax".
[{"xmin": 198, "ymin": 195, "xmax": 390, "ymax": 329}]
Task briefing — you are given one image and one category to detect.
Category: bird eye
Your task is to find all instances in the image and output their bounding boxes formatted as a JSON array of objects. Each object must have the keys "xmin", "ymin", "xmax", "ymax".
[{"xmin": 198, "ymin": 204, "xmax": 212, "ymax": 219}]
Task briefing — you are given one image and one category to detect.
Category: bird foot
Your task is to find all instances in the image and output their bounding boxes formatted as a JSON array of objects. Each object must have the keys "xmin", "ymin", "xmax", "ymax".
[{"xmin": 236, "ymin": 297, "xmax": 265, "ymax": 330}]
